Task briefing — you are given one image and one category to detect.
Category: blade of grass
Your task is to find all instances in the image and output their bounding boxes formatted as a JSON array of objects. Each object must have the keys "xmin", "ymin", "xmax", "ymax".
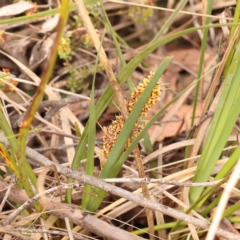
[
  {"xmin": 81, "ymin": 78, "xmax": 96, "ymax": 209},
  {"xmin": 184, "ymin": 1, "xmax": 215, "ymax": 162},
  {"xmin": 0, "ymin": 74, "xmax": 18, "ymax": 157},
  {"xmin": 229, "ymin": 1, "xmax": 240, "ymax": 39},
  {"xmin": 131, "ymin": 221, "xmax": 187, "ymax": 236},
  {"xmin": 0, "ymin": 1, "xmax": 96, "ymax": 26},
  {"xmin": 81, "ymin": 28, "xmax": 104, "ymax": 209},
  {"xmin": 86, "ymin": 58, "xmax": 170, "ymax": 211},
  {"xmin": 190, "ymin": 0, "xmax": 213, "ymax": 128},
  {"xmin": 147, "ymin": 0, "xmax": 188, "ymax": 176},
  {"xmin": 150, "ymin": 0, "xmax": 188, "ymax": 43},
  {"xmin": 15, "ymin": 0, "xmax": 70, "ymax": 212},
  {"xmin": 99, "ymin": 1, "xmax": 134, "ymax": 90},
  {"xmin": 189, "ymin": 41, "xmax": 240, "ymax": 204},
  {"xmin": 171, "ymin": 146, "xmax": 240, "ymax": 234},
  {"xmin": 223, "ymin": 201, "xmax": 240, "ymax": 219},
  {"xmin": 0, "ymin": 101, "xmax": 17, "ymax": 154},
  {"xmin": 197, "ymin": 146, "xmax": 240, "ymax": 214},
  {"xmin": 66, "ymin": 22, "xmax": 240, "ymax": 203},
  {"xmin": 223, "ymin": 2, "xmax": 240, "ymax": 78},
  {"xmin": 0, "ymin": 143, "xmax": 20, "ymax": 179}
]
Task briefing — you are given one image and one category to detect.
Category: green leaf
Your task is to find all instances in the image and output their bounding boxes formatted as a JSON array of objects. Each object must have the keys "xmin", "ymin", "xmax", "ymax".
[
  {"xmin": 190, "ymin": 0, "xmax": 213, "ymax": 127},
  {"xmin": 189, "ymin": 42, "xmax": 240, "ymax": 204},
  {"xmin": 81, "ymin": 82, "xmax": 96, "ymax": 209},
  {"xmin": 15, "ymin": 0, "xmax": 71, "ymax": 213}
]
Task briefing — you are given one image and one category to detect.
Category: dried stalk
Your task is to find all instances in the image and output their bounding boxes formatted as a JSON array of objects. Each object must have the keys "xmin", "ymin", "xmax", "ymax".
[{"xmin": 74, "ymin": 0, "xmax": 155, "ymax": 237}]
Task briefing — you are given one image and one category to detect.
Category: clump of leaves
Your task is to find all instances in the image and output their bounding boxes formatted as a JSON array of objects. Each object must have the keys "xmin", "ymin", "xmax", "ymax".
[
  {"xmin": 57, "ymin": 29, "xmax": 102, "ymax": 93},
  {"xmin": 87, "ymin": 4, "xmax": 102, "ymax": 28},
  {"xmin": 71, "ymin": 15, "xmax": 84, "ymax": 29},
  {"xmin": 57, "ymin": 11, "xmax": 102, "ymax": 93},
  {"xmin": 65, "ymin": 63, "xmax": 104, "ymax": 92},
  {"xmin": 128, "ymin": 5, "xmax": 153, "ymax": 24},
  {"xmin": 58, "ymin": 33, "xmax": 73, "ymax": 61},
  {"xmin": 65, "ymin": 64, "xmax": 89, "ymax": 92}
]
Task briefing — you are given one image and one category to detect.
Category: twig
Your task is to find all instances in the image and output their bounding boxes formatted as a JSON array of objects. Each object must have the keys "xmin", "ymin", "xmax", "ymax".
[
  {"xmin": 0, "ymin": 231, "xmax": 34, "ymax": 240},
  {"xmin": 0, "ymin": 182, "xmax": 83, "ymax": 227},
  {"xmin": 35, "ymin": 143, "xmax": 78, "ymax": 153},
  {"xmin": 38, "ymin": 129, "xmax": 80, "ymax": 140},
  {"xmin": 14, "ymin": 95, "xmax": 85, "ymax": 129},
  {"xmin": 40, "ymin": 217, "xmax": 48, "ymax": 240},
  {"xmin": 38, "ymin": 95, "xmax": 87, "ymax": 112},
  {"xmin": 186, "ymin": 111, "xmax": 214, "ymax": 139},
  {"xmin": 103, "ymin": 178, "xmax": 222, "ymax": 187},
  {"xmin": 65, "ymin": 217, "xmax": 74, "ymax": 240},
  {"xmin": 24, "ymin": 145, "xmax": 240, "ymax": 240},
  {"xmin": 0, "ymin": 181, "xmax": 145, "ymax": 240},
  {"xmin": 25, "ymin": 97, "xmax": 83, "ymax": 141},
  {"xmin": 0, "ymin": 184, "xmax": 12, "ymax": 211}
]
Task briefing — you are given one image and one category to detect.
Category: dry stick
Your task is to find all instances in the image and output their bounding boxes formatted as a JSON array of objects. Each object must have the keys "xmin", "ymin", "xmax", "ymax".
[
  {"xmin": 0, "ymin": 184, "xmax": 12, "ymax": 211},
  {"xmin": 65, "ymin": 217, "xmax": 74, "ymax": 240},
  {"xmin": 14, "ymin": 96, "xmax": 83, "ymax": 128},
  {"xmin": 0, "ymin": 183, "xmax": 78, "ymax": 227},
  {"xmin": 1, "ymin": 231, "xmax": 34, "ymax": 240},
  {"xmin": 35, "ymin": 143, "xmax": 78, "ymax": 153},
  {"xmin": 131, "ymin": 146, "xmax": 156, "ymax": 239},
  {"xmin": 0, "ymin": 181, "xmax": 144, "ymax": 240},
  {"xmin": 39, "ymin": 217, "xmax": 48, "ymax": 240},
  {"xmin": 74, "ymin": 0, "xmax": 155, "ymax": 238},
  {"xmin": 103, "ymin": 178, "xmax": 221, "ymax": 187},
  {"xmin": 22, "ymin": 146, "xmax": 240, "ymax": 240},
  {"xmin": 38, "ymin": 95, "xmax": 87, "ymax": 112}
]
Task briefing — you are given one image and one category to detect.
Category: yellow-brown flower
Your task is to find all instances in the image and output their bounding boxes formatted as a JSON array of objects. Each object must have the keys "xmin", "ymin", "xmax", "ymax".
[
  {"xmin": 100, "ymin": 71, "xmax": 161, "ymax": 168},
  {"xmin": 128, "ymin": 71, "xmax": 161, "ymax": 116}
]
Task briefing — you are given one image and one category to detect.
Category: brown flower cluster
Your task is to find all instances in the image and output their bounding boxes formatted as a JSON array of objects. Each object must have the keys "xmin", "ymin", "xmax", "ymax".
[
  {"xmin": 127, "ymin": 71, "xmax": 160, "ymax": 115},
  {"xmin": 100, "ymin": 71, "xmax": 161, "ymax": 167}
]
